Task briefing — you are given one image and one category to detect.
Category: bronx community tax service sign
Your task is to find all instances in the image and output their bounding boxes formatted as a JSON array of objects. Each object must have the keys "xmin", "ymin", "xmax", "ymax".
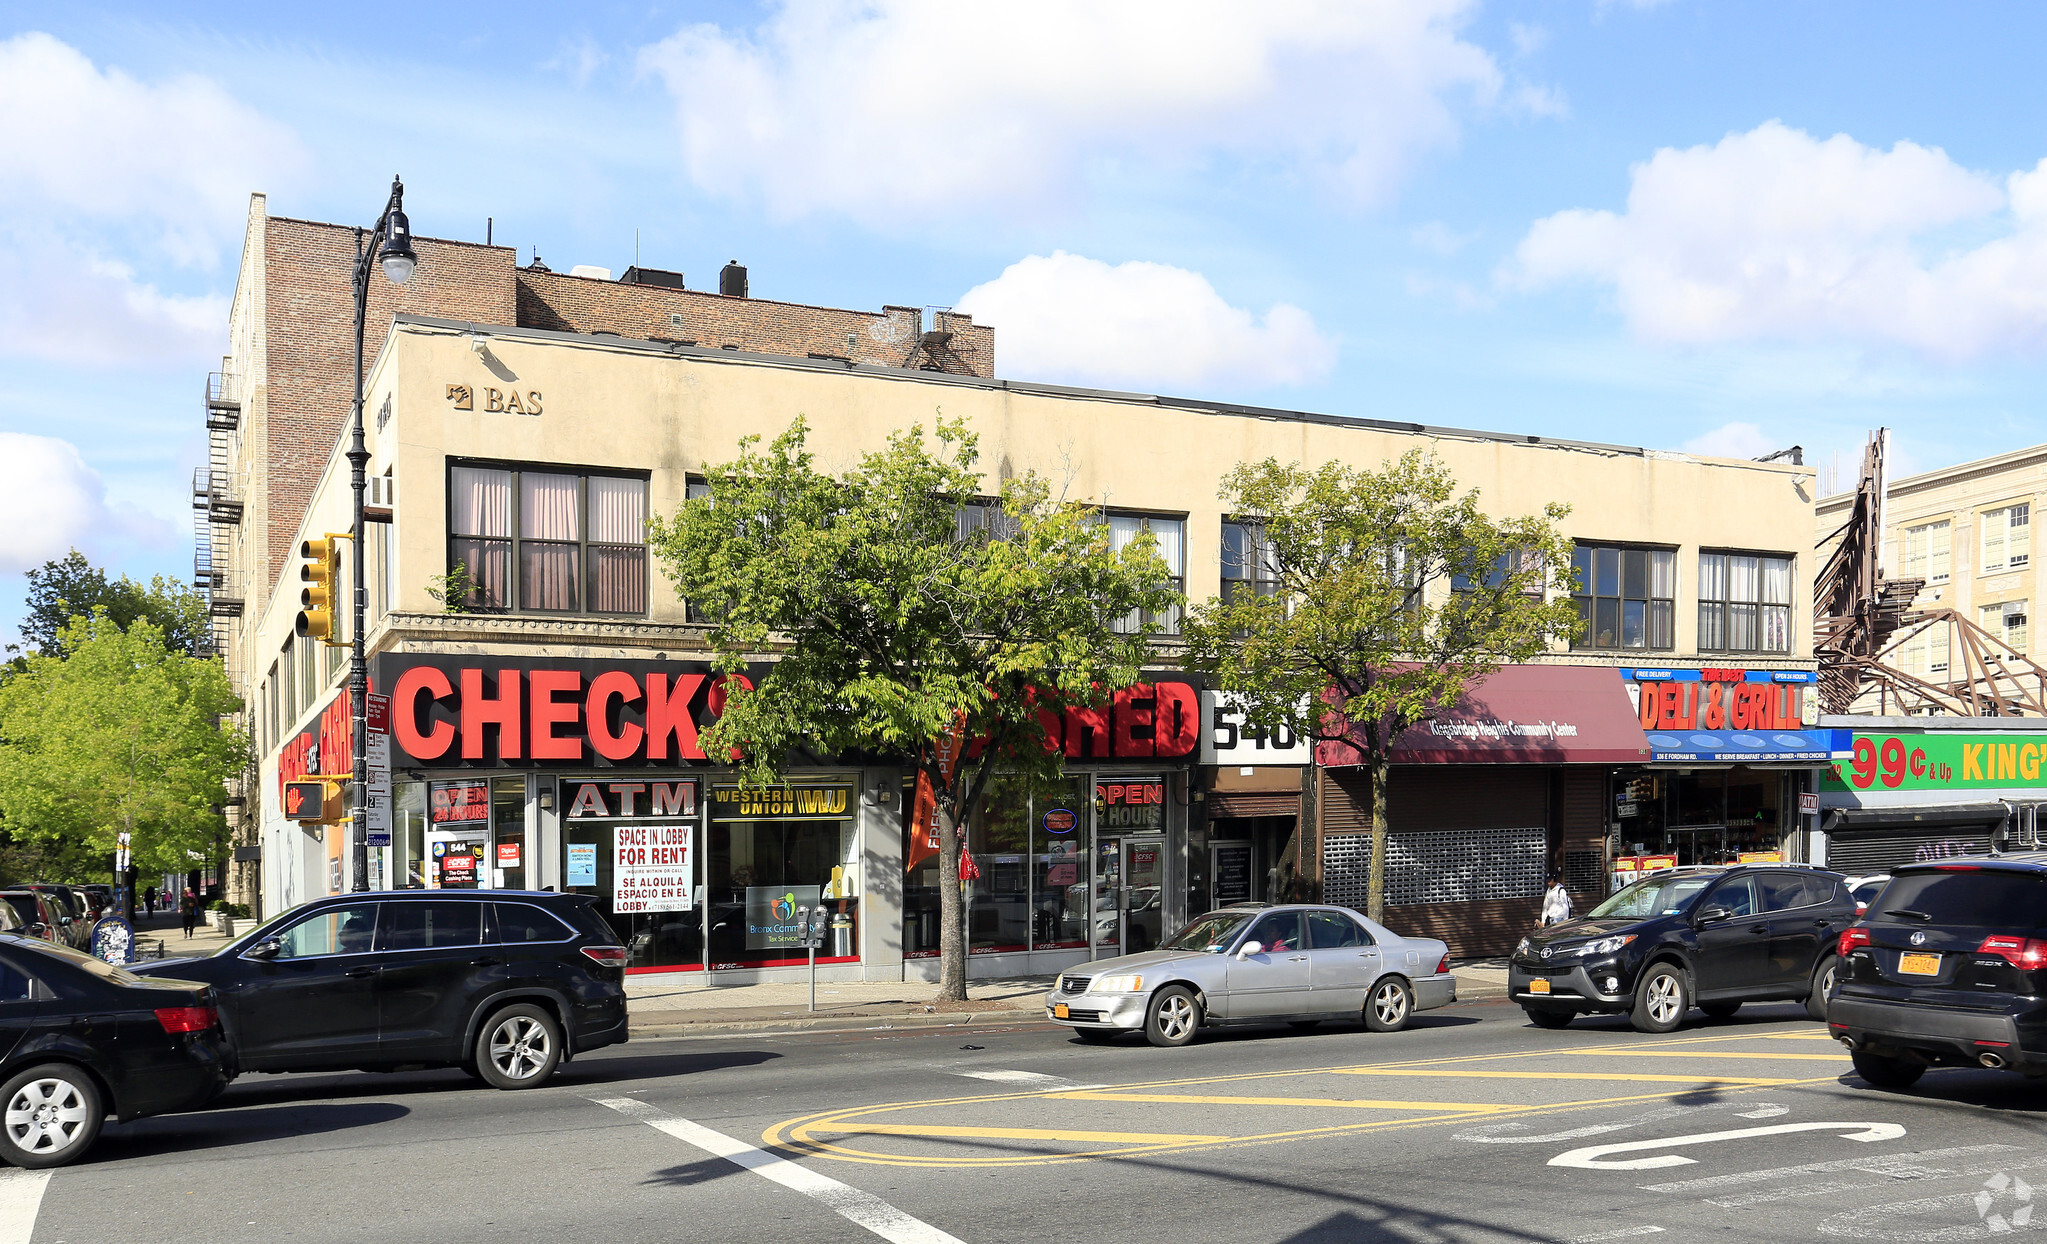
[{"xmin": 614, "ymin": 824, "xmax": 694, "ymax": 914}]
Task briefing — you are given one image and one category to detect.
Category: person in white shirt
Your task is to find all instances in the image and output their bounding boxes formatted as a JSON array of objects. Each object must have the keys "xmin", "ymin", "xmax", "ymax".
[{"xmin": 1540, "ymin": 876, "xmax": 1572, "ymax": 927}]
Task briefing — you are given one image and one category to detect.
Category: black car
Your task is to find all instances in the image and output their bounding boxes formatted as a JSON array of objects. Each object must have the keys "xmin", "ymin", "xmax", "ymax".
[
  {"xmin": 1510, "ymin": 864, "xmax": 1856, "ymax": 1033},
  {"xmin": 1829, "ymin": 854, "xmax": 2047, "ymax": 1089},
  {"xmin": 133, "ymin": 890, "xmax": 628, "ymax": 1089},
  {"xmin": 0, "ymin": 934, "xmax": 229, "ymax": 1168}
]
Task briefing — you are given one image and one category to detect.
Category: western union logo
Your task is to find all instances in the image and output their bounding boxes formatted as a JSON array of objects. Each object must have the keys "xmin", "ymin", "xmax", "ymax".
[{"xmin": 711, "ymin": 784, "xmax": 852, "ymax": 821}]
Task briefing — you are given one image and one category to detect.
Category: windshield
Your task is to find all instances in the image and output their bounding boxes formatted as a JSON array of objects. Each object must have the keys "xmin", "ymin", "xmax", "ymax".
[
  {"xmin": 1161, "ymin": 911, "xmax": 1253, "ymax": 953},
  {"xmin": 212, "ymin": 901, "xmax": 315, "ymax": 955},
  {"xmin": 1588, "ymin": 873, "xmax": 1717, "ymax": 920}
]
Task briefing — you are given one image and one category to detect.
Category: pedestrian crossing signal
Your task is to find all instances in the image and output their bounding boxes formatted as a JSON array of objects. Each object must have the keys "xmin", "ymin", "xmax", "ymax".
[
  {"xmin": 296, "ymin": 536, "xmax": 341, "ymax": 642},
  {"xmin": 284, "ymin": 780, "xmax": 340, "ymax": 823}
]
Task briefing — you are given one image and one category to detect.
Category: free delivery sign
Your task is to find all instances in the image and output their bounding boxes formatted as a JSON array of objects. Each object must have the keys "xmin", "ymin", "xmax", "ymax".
[{"xmin": 1822, "ymin": 732, "xmax": 2047, "ymax": 793}]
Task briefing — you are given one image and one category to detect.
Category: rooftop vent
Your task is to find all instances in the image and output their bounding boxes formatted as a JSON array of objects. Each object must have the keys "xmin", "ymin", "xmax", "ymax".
[
  {"xmin": 570, "ymin": 265, "xmax": 613, "ymax": 280},
  {"xmin": 622, "ymin": 266, "xmax": 687, "ymax": 291},
  {"xmin": 719, "ymin": 260, "xmax": 748, "ymax": 298}
]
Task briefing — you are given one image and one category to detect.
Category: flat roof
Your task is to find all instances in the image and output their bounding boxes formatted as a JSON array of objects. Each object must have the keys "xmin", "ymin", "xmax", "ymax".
[{"xmin": 391, "ymin": 314, "xmax": 1809, "ymax": 472}]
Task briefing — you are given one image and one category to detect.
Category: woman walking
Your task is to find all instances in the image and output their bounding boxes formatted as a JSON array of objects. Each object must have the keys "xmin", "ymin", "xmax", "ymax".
[
  {"xmin": 1540, "ymin": 875, "xmax": 1573, "ymax": 927},
  {"xmin": 180, "ymin": 888, "xmax": 198, "ymax": 939}
]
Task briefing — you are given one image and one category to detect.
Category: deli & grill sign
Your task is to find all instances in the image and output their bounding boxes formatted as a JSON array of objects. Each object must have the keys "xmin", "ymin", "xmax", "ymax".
[
  {"xmin": 1621, "ymin": 668, "xmax": 1844, "ymax": 763},
  {"xmin": 379, "ymin": 655, "xmax": 1202, "ymax": 768}
]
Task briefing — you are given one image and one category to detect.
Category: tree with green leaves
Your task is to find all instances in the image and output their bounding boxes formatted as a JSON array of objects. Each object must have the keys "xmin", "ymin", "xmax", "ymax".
[
  {"xmin": 1183, "ymin": 448, "xmax": 1578, "ymax": 921},
  {"xmin": 0, "ymin": 611, "xmax": 245, "ymax": 883},
  {"xmin": 19, "ymin": 551, "xmax": 210, "ymax": 658},
  {"xmin": 648, "ymin": 416, "xmax": 1178, "ymax": 1001}
]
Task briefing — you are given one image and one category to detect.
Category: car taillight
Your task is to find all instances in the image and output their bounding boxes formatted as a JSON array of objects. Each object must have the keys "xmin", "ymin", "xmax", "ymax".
[
  {"xmin": 1838, "ymin": 927, "xmax": 1872, "ymax": 957},
  {"xmin": 1435, "ymin": 955, "xmax": 1450, "ymax": 974},
  {"xmin": 155, "ymin": 1005, "xmax": 216, "ymax": 1034},
  {"xmin": 1977, "ymin": 936, "xmax": 2047, "ymax": 969},
  {"xmin": 580, "ymin": 945, "xmax": 628, "ymax": 966}
]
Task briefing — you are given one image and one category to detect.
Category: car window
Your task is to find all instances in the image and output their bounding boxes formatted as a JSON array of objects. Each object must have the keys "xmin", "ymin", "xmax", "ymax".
[
  {"xmin": 494, "ymin": 903, "xmax": 574, "ymax": 944},
  {"xmin": 0, "ymin": 962, "xmax": 32, "ymax": 1003},
  {"xmin": 1160, "ymin": 912, "xmax": 1252, "ymax": 953},
  {"xmin": 1244, "ymin": 911, "xmax": 1305, "ymax": 953},
  {"xmin": 377, "ymin": 902, "xmax": 483, "ymax": 951},
  {"xmin": 0, "ymin": 898, "xmax": 32, "ymax": 927},
  {"xmin": 1760, "ymin": 872, "xmax": 1830, "ymax": 912},
  {"xmin": 1868, "ymin": 872, "xmax": 2047, "ymax": 928},
  {"xmin": 1708, "ymin": 877, "xmax": 1758, "ymax": 918},
  {"xmin": 271, "ymin": 904, "xmax": 380, "ymax": 959},
  {"xmin": 1306, "ymin": 910, "xmax": 1369, "ymax": 949},
  {"xmin": 1850, "ymin": 880, "xmax": 1886, "ymax": 906}
]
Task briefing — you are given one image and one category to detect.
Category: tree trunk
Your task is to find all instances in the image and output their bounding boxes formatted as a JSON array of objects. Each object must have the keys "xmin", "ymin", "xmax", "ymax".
[
  {"xmin": 1368, "ymin": 751, "xmax": 1390, "ymax": 923},
  {"xmin": 935, "ymin": 800, "xmax": 967, "ymax": 1002}
]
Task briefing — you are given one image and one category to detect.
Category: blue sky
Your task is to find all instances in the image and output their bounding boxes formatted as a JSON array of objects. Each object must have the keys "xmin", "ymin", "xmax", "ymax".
[{"xmin": 5, "ymin": 1, "xmax": 2047, "ymax": 643}]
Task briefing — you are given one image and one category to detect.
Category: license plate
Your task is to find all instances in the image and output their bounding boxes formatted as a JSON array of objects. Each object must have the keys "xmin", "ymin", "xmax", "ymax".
[
  {"xmin": 1528, "ymin": 979, "xmax": 1551, "ymax": 995},
  {"xmin": 1897, "ymin": 952, "xmax": 1941, "ymax": 977},
  {"xmin": 1053, "ymin": 1003, "xmax": 1070, "ymax": 1018}
]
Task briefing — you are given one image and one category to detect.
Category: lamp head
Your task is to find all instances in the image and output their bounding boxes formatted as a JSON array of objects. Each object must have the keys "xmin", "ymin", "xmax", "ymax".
[{"xmin": 379, "ymin": 207, "xmax": 417, "ymax": 285}]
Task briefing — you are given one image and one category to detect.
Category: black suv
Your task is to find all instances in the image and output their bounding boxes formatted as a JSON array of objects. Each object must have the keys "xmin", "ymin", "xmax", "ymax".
[
  {"xmin": 1510, "ymin": 864, "xmax": 1856, "ymax": 1032},
  {"xmin": 135, "ymin": 890, "xmax": 627, "ymax": 1089},
  {"xmin": 1829, "ymin": 854, "xmax": 2047, "ymax": 1089}
]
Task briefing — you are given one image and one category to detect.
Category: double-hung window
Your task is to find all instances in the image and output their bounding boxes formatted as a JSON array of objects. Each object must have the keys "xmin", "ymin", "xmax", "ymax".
[
  {"xmin": 1221, "ymin": 520, "xmax": 1278, "ymax": 605},
  {"xmin": 1982, "ymin": 504, "xmax": 2031, "ymax": 573},
  {"xmin": 448, "ymin": 463, "xmax": 648, "ymax": 615},
  {"xmin": 1700, "ymin": 552, "xmax": 1793, "ymax": 654},
  {"xmin": 1570, "ymin": 544, "xmax": 1675, "ymax": 650},
  {"xmin": 1104, "ymin": 512, "xmax": 1184, "ymax": 635},
  {"xmin": 1982, "ymin": 600, "xmax": 2029, "ymax": 653},
  {"xmin": 1899, "ymin": 519, "xmax": 1951, "ymax": 586}
]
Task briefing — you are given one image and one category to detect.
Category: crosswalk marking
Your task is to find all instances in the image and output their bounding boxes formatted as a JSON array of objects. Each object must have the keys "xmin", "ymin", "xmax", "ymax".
[
  {"xmin": 0, "ymin": 1170, "xmax": 48, "ymax": 1244},
  {"xmin": 952, "ymin": 1070, "xmax": 1103, "ymax": 1091}
]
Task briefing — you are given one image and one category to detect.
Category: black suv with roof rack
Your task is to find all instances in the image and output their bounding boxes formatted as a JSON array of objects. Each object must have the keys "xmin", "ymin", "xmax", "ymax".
[
  {"xmin": 1829, "ymin": 853, "xmax": 2047, "ymax": 1089},
  {"xmin": 1510, "ymin": 863, "xmax": 1857, "ymax": 1033},
  {"xmin": 134, "ymin": 889, "xmax": 627, "ymax": 1089}
]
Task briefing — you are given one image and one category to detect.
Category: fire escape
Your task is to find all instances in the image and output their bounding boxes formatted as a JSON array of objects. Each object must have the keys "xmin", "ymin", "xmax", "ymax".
[
  {"xmin": 1817, "ymin": 430, "xmax": 2047, "ymax": 715},
  {"xmin": 192, "ymin": 372, "xmax": 243, "ymax": 660}
]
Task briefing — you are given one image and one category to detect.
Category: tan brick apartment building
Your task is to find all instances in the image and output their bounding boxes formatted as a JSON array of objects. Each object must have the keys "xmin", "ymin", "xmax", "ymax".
[{"xmin": 208, "ymin": 196, "xmax": 1821, "ymax": 970}]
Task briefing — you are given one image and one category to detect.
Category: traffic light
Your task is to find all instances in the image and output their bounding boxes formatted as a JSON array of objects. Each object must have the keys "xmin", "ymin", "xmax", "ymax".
[
  {"xmin": 283, "ymin": 779, "xmax": 343, "ymax": 823},
  {"xmin": 296, "ymin": 536, "xmax": 340, "ymax": 642}
]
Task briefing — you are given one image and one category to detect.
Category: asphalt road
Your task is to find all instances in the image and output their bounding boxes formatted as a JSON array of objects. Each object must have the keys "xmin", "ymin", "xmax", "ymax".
[{"xmin": 13, "ymin": 993, "xmax": 2047, "ymax": 1243}]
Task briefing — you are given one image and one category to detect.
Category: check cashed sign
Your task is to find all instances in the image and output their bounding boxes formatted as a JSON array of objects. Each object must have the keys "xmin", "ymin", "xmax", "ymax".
[{"xmin": 613, "ymin": 824, "xmax": 693, "ymax": 914}]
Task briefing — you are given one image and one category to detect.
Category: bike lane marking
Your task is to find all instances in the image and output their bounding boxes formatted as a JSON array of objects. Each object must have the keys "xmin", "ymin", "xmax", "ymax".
[{"xmin": 588, "ymin": 1095, "xmax": 964, "ymax": 1244}]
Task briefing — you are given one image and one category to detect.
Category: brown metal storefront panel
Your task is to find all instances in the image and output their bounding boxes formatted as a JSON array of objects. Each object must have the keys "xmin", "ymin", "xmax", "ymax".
[{"xmin": 1207, "ymin": 792, "xmax": 1300, "ymax": 819}]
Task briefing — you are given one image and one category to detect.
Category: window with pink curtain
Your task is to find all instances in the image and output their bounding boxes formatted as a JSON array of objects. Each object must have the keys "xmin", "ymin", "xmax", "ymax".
[
  {"xmin": 448, "ymin": 467, "xmax": 511, "ymax": 610},
  {"xmin": 587, "ymin": 475, "xmax": 647, "ymax": 613},
  {"xmin": 447, "ymin": 464, "xmax": 647, "ymax": 617},
  {"xmin": 520, "ymin": 472, "xmax": 581, "ymax": 611}
]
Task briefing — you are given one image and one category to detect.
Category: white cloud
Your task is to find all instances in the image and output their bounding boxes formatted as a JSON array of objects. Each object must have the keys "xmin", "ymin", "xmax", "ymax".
[
  {"xmin": 0, "ymin": 33, "xmax": 302, "ymax": 366},
  {"xmin": 956, "ymin": 251, "xmax": 1337, "ymax": 391},
  {"xmin": 1411, "ymin": 221, "xmax": 1477, "ymax": 256},
  {"xmin": 0, "ymin": 434, "xmax": 163, "ymax": 573},
  {"xmin": 639, "ymin": 0, "xmax": 1504, "ymax": 223},
  {"xmin": 1681, "ymin": 421, "xmax": 1783, "ymax": 461},
  {"xmin": 1507, "ymin": 121, "xmax": 2047, "ymax": 361}
]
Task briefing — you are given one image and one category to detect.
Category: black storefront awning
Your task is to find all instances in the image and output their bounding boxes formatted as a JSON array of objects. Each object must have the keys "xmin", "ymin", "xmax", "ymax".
[{"xmin": 1822, "ymin": 802, "xmax": 2010, "ymax": 834}]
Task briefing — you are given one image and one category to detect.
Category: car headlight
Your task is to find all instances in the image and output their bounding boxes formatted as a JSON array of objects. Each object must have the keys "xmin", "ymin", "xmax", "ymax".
[
  {"xmin": 1094, "ymin": 974, "xmax": 1144, "ymax": 993},
  {"xmin": 1515, "ymin": 936, "xmax": 1531, "ymax": 957},
  {"xmin": 1577, "ymin": 934, "xmax": 1636, "ymax": 957}
]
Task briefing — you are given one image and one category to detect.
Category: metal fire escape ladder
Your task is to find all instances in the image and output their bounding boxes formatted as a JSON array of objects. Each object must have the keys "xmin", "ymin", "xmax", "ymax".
[{"xmin": 193, "ymin": 372, "xmax": 243, "ymax": 659}]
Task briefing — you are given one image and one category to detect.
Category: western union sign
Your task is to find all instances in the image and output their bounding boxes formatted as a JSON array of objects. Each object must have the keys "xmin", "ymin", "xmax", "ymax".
[{"xmin": 710, "ymin": 783, "xmax": 854, "ymax": 822}]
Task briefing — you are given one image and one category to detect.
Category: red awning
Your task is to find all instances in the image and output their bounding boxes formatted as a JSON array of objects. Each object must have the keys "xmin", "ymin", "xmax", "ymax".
[{"xmin": 1317, "ymin": 665, "xmax": 1650, "ymax": 766}]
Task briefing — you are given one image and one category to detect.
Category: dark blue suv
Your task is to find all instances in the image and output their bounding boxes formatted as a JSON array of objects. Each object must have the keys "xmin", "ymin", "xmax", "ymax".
[
  {"xmin": 1510, "ymin": 864, "xmax": 1856, "ymax": 1033},
  {"xmin": 136, "ymin": 890, "xmax": 627, "ymax": 1089}
]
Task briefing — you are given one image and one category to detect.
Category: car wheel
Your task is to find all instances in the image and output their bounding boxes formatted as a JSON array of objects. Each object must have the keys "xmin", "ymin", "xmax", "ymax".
[
  {"xmin": 474, "ymin": 1004, "xmax": 563, "ymax": 1090},
  {"xmin": 1144, "ymin": 986, "xmax": 1201, "ymax": 1048},
  {"xmin": 1523, "ymin": 1008, "xmax": 1575, "ymax": 1030},
  {"xmin": 1805, "ymin": 956, "xmax": 1840, "ymax": 1023},
  {"xmin": 1631, "ymin": 963, "xmax": 1690, "ymax": 1034},
  {"xmin": 1365, "ymin": 977, "xmax": 1414, "ymax": 1033},
  {"xmin": 0, "ymin": 1063, "xmax": 103, "ymax": 1169},
  {"xmin": 1700, "ymin": 1001, "xmax": 1742, "ymax": 1021},
  {"xmin": 1851, "ymin": 1050, "xmax": 1926, "ymax": 1090},
  {"xmin": 1288, "ymin": 1020, "xmax": 1322, "ymax": 1031}
]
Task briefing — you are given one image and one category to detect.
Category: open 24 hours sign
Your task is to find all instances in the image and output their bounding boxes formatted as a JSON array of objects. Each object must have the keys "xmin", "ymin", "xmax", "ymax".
[{"xmin": 1822, "ymin": 732, "xmax": 2047, "ymax": 793}]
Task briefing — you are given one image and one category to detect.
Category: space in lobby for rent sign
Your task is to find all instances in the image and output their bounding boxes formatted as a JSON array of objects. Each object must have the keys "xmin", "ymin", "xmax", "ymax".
[{"xmin": 613, "ymin": 824, "xmax": 694, "ymax": 913}]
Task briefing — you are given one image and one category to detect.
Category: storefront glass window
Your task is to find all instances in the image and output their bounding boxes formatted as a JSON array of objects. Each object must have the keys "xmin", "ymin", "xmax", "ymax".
[
  {"xmin": 493, "ymin": 776, "xmax": 526, "ymax": 889},
  {"xmin": 563, "ymin": 778, "xmax": 703, "ymax": 971},
  {"xmin": 395, "ymin": 782, "xmax": 427, "ymax": 888},
  {"xmin": 1031, "ymin": 778, "xmax": 1089, "ymax": 950},
  {"xmin": 966, "ymin": 775, "xmax": 1032, "ymax": 955},
  {"xmin": 706, "ymin": 781, "xmax": 859, "ymax": 967}
]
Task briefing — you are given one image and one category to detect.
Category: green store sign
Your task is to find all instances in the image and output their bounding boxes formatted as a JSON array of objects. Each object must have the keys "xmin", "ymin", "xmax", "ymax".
[{"xmin": 1822, "ymin": 733, "xmax": 2047, "ymax": 793}]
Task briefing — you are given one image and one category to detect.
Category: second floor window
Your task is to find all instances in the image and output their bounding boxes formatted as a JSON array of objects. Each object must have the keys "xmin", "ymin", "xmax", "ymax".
[
  {"xmin": 1983, "ymin": 504, "xmax": 2031, "ymax": 573},
  {"xmin": 1221, "ymin": 520, "xmax": 1278, "ymax": 604},
  {"xmin": 1571, "ymin": 544, "xmax": 1674, "ymax": 650},
  {"xmin": 1982, "ymin": 600, "xmax": 2028, "ymax": 652},
  {"xmin": 1899, "ymin": 519, "xmax": 1951, "ymax": 586},
  {"xmin": 449, "ymin": 464, "xmax": 647, "ymax": 615},
  {"xmin": 1700, "ymin": 552, "xmax": 1792, "ymax": 654},
  {"xmin": 1105, "ymin": 513, "xmax": 1183, "ymax": 635}
]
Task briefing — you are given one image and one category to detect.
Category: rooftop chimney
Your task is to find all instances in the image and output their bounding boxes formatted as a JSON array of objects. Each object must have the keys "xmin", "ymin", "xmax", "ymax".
[{"xmin": 720, "ymin": 260, "xmax": 748, "ymax": 298}]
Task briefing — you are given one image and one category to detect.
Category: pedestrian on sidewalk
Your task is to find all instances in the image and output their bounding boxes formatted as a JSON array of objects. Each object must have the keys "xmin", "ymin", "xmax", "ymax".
[
  {"xmin": 144, "ymin": 886, "xmax": 156, "ymax": 917},
  {"xmin": 180, "ymin": 889, "xmax": 198, "ymax": 939},
  {"xmin": 1540, "ymin": 875, "xmax": 1572, "ymax": 927}
]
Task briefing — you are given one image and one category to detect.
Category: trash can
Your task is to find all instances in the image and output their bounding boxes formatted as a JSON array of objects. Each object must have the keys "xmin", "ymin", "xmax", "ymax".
[{"xmin": 829, "ymin": 913, "xmax": 855, "ymax": 958}]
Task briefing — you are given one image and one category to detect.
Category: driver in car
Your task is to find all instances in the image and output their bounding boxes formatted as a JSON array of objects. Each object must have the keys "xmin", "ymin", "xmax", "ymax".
[{"xmin": 337, "ymin": 914, "xmax": 374, "ymax": 956}]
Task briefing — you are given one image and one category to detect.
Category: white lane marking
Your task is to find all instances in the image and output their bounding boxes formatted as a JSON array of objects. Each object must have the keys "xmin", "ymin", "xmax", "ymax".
[
  {"xmin": 1705, "ymin": 1179, "xmax": 1872, "ymax": 1209},
  {"xmin": 1457, "ymin": 1100, "xmax": 1788, "ymax": 1145},
  {"xmin": 952, "ymin": 1070, "xmax": 1104, "ymax": 1091},
  {"xmin": 0, "ymin": 1169, "xmax": 50, "ymax": 1244},
  {"xmin": 1551, "ymin": 1122, "xmax": 1907, "ymax": 1172},
  {"xmin": 589, "ymin": 1096, "xmax": 962, "ymax": 1244},
  {"xmin": 1567, "ymin": 1227, "xmax": 1665, "ymax": 1242},
  {"xmin": 1641, "ymin": 1145, "xmax": 2021, "ymax": 1193}
]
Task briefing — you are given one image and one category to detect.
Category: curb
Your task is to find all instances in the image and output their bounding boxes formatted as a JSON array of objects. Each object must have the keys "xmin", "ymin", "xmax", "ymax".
[{"xmin": 628, "ymin": 1009, "xmax": 1043, "ymax": 1040}]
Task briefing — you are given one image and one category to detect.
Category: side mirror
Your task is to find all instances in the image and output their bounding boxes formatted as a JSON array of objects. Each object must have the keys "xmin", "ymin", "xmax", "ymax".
[
  {"xmin": 26, "ymin": 924, "xmax": 45, "ymax": 939},
  {"xmin": 244, "ymin": 938, "xmax": 283, "ymax": 962},
  {"xmin": 1236, "ymin": 941, "xmax": 1264, "ymax": 960},
  {"xmin": 59, "ymin": 916, "xmax": 71, "ymax": 926},
  {"xmin": 1696, "ymin": 905, "xmax": 1731, "ymax": 924}
]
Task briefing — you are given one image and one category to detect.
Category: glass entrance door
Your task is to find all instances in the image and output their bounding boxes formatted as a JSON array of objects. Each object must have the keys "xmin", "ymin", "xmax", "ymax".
[
  {"xmin": 1093, "ymin": 837, "xmax": 1123, "ymax": 957},
  {"xmin": 1091, "ymin": 836, "xmax": 1167, "ymax": 957}
]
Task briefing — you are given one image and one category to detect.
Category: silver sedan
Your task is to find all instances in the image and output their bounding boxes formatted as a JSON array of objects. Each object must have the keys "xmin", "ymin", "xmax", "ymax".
[{"xmin": 1046, "ymin": 903, "xmax": 1456, "ymax": 1047}]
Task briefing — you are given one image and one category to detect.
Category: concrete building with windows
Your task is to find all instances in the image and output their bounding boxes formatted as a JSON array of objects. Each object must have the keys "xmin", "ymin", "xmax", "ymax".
[{"xmin": 208, "ymin": 200, "xmax": 1824, "ymax": 969}]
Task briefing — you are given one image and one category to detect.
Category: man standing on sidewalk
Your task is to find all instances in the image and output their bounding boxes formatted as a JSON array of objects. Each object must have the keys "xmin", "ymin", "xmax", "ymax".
[
  {"xmin": 180, "ymin": 889, "xmax": 198, "ymax": 939},
  {"xmin": 144, "ymin": 886, "xmax": 156, "ymax": 917}
]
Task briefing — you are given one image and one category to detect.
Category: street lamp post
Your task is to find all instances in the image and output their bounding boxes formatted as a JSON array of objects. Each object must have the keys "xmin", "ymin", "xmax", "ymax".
[{"xmin": 346, "ymin": 177, "xmax": 417, "ymax": 893}]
